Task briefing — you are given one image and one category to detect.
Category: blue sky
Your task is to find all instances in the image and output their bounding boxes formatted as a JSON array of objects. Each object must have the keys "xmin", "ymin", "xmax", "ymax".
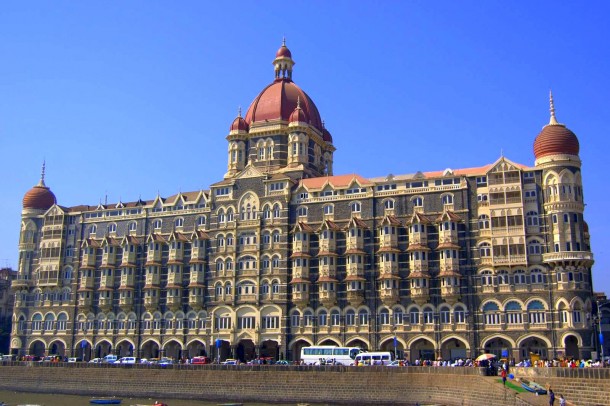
[{"xmin": 0, "ymin": 1, "xmax": 608, "ymax": 293}]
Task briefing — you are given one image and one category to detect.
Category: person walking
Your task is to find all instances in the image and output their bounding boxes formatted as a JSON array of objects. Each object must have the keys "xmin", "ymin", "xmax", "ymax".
[
  {"xmin": 549, "ymin": 389, "xmax": 555, "ymax": 406},
  {"xmin": 559, "ymin": 394, "xmax": 566, "ymax": 406},
  {"xmin": 500, "ymin": 368, "xmax": 507, "ymax": 386}
]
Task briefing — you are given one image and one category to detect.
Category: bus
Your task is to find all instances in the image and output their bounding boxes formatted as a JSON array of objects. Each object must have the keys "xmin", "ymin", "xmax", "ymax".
[
  {"xmin": 354, "ymin": 351, "xmax": 394, "ymax": 366},
  {"xmin": 300, "ymin": 346, "xmax": 363, "ymax": 366}
]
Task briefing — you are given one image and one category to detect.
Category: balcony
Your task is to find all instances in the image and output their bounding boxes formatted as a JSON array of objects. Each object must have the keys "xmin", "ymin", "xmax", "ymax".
[
  {"xmin": 120, "ymin": 274, "xmax": 135, "ymax": 289},
  {"xmin": 119, "ymin": 295, "xmax": 133, "ymax": 311},
  {"xmin": 379, "ymin": 261, "xmax": 398, "ymax": 274},
  {"xmin": 379, "ymin": 288, "xmax": 399, "ymax": 305},
  {"xmin": 346, "ymin": 237, "xmax": 364, "ymax": 251},
  {"xmin": 190, "ymin": 270, "xmax": 205, "ymax": 285},
  {"xmin": 81, "ymin": 253, "xmax": 96, "ymax": 269},
  {"xmin": 379, "ymin": 234, "xmax": 398, "ymax": 249},
  {"xmin": 409, "ymin": 261, "xmax": 429, "ymax": 273},
  {"xmin": 440, "ymin": 285, "xmax": 460, "ymax": 304},
  {"xmin": 292, "ymin": 291, "xmax": 309, "ymax": 306},
  {"xmin": 80, "ymin": 276, "xmax": 94, "ymax": 290},
  {"xmin": 146, "ymin": 250, "xmax": 162, "ymax": 264},
  {"xmin": 191, "ymin": 246, "xmax": 206, "ymax": 262},
  {"xmin": 101, "ymin": 252, "xmax": 117, "ymax": 267},
  {"xmin": 319, "ymin": 239, "xmax": 336, "ymax": 253},
  {"xmin": 121, "ymin": 250, "xmax": 137, "ymax": 265},
  {"xmin": 409, "ymin": 233, "xmax": 427, "ymax": 245},
  {"xmin": 318, "ymin": 290, "xmax": 337, "ymax": 306},
  {"xmin": 292, "ymin": 240, "xmax": 310, "ymax": 254},
  {"xmin": 439, "ymin": 258, "xmax": 459, "ymax": 273},
  {"xmin": 11, "ymin": 277, "xmax": 33, "ymax": 289},
  {"xmin": 189, "ymin": 291, "xmax": 204, "ymax": 310},
  {"xmin": 144, "ymin": 294, "xmax": 160, "ymax": 311},
  {"xmin": 166, "ymin": 295, "xmax": 182, "ymax": 311},
  {"xmin": 346, "ymin": 290, "xmax": 365, "ymax": 307},
  {"xmin": 166, "ymin": 271, "xmax": 183, "ymax": 286},
  {"xmin": 168, "ymin": 249, "xmax": 184, "ymax": 263},
  {"xmin": 543, "ymin": 251, "xmax": 593, "ymax": 266},
  {"xmin": 410, "ymin": 286, "xmax": 429, "ymax": 305},
  {"xmin": 98, "ymin": 295, "xmax": 113, "ymax": 311}
]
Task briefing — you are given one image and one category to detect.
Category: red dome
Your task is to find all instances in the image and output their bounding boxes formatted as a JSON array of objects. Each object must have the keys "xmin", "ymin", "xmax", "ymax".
[
  {"xmin": 244, "ymin": 80, "xmax": 322, "ymax": 130},
  {"xmin": 289, "ymin": 104, "xmax": 308, "ymax": 123},
  {"xmin": 230, "ymin": 116, "xmax": 249, "ymax": 132},
  {"xmin": 322, "ymin": 127, "xmax": 333, "ymax": 143},
  {"xmin": 533, "ymin": 124, "xmax": 579, "ymax": 160},
  {"xmin": 276, "ymin": 43, "xmax": 292, "ymax": 58},
  {"xmin": 23, "ymin": 184, "xmax": 56, "ymax": 210}
]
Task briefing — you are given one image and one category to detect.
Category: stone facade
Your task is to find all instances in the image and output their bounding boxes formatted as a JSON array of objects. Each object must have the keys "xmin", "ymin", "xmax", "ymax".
[{"xmin": 11, "ymin": 43, "xmax": 596, "ymax": 364}]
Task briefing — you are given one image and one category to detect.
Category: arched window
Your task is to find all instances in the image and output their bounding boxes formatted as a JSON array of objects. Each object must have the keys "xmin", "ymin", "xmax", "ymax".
[
  {"xmin": 530, "ymin": 269, "xmax": 544, "ymax": 284},
  {"xmin": 505, "ymin": 301, "xmax": 523, "ymax": 324},
  {"xmin": 526, "ymin": 211, "xmax": 539, "ymax": 226},
  {"xmin": 412, "ymin": 196, "xmax": 423, "ymax": 207},
  {"xmin": 273, "ymin": 204, "xmax": 281, "ymax": 218},
  {"xmin": 409, "ymin": 308, "xmax": 420, "ymax": 324},
  {"xmin": 379, "ymin": 309, "xmax": 390, "ymax": 325},
  {"xmin": 483, "ymin": 302, "xmax": 500, "ymax": 325},
  {"xmin": 330, "ymin": 310, "xmax": 340, "ymax": 326},
  {"xmin": 32, "ymin": 314, "xmax": 43, "ymax": 331},
  {"xmin": 514, "ymin": 270, "xmax": 527, "ymax": 284},
  {"xmin": 323, "ymin": 204, "xmax": 334, "ymax": 215},
  {"xmin": 439, "ymin": 307, "xmax": 450, "ymax": 324},
  {"xmin": 454, "ymin": 306, "xmax": 466, "ymax": 324},
  {"xmin": 442, "ymin": 194, "xmax": 453, "ymax": 205},
  {"xmin": 423, "ymin": 307, "xmax": 434, "ymax": 324},
  {"xmin": 263, "ymin": 205, "xmax": 271, "ymax": 219},
  {"xmin": 297, "ymin": 206, "xmax": 308, "ymax": 217},
  {"xmin": 318, "ymin": 310, "xmax": 328, "ymax": 326},
  {"xmin": 479, "ymin": 243, "xmax": 491, "ymax": 257},
  {"xmin": 197, "ymin": 216, "xmax": 206, "ymax": 227},
  {"xmin": 393, "ymin": 308, "xmax": 404, "ymax": 325},
  {"xmin": 175, "ymin": 218, "xmax": 184, "ymax": 227},
  {"xmin": 527, "ymin": 300, "xmax": 546, "ymax": 324},
  {"xmin": 128, "ymin": 222, "xmax": 137, "ymax": 232},
  {"xmin": 108, "ymin": 223, "xmax": 117, "ymax": 233},
  {"xmin": 345, "ymin": 309, "xmax": 356, "ymax": 326},
  {"xmin": 497, "ymin": 270, "xmax": 510, "ymax": 285},
  {"xmin": 478, "ymin": 215, "xmax": 490, "ymax": 229},
  {"xmin": 528, "ymin": 240, "xmax": 543, "ymax": 255},
  {"xmin": 350, "ymin": 202, "xmax": 361, "ymax": 213},
  {"xmin": 303, "ymin": 310, "xmax": 314, "ymax": 326},
  {"xmin": 153, "ymin": 219, "xmax": 162, "ymax": 230},
  {"xmin": 358, "ymin": 309, "xmax": 369, "ymax": 325},
  {"xmin": 384, "ymin": 199, "xmax": 395, "ymax": 210}
]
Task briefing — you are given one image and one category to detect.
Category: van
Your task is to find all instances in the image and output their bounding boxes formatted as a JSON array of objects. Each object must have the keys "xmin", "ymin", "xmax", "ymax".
[
  {"xmin": 191, "ymin": 356, "xmax": 211, "ymax": 365},
  {"xmin": 354, "ymin": 352, "xmax": 393, "ymax": 366},
  {"xmin": 102, "ymin": 354, "xmax": 117, "ymax": 363}
]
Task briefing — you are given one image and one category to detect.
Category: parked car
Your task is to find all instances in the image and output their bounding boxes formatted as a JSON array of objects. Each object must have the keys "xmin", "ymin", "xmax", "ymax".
[
  {"xmin": 102, "ymin": 355, "xmax": 118, "ymax": 363},
  {"xmin": 222, "ymin": 359, "xmax": 238, "ymax": 365},
  {"xmin": 158, "ymin": 357, "xmax": 173, "ymax": 366},
  {"xmin": 67, "ymin": 357, "xmax": 82, "ymax": 363},
  {"xmin": 89, "ymin": 358, "xmax": 102, "ymax": 363},
  {"xmin": 190, "ymin": 356, "xmax": 211, "ymax": 365},
  {"xmin": 114, "ymin": 356, "xmax": 136, "ymax": 364},
  {"xmin": 274, "ymin": 360, "xmax": 290, "ymax": 365}
]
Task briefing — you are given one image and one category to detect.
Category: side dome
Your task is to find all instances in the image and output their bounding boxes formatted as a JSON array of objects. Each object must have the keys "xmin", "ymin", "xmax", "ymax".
[
  {"xmin": 23, "ymin": 183, "xmax": 56, "ymax": 210},
  {"xmin": 322, "ymin": 127, "xmax": 333, "ymax": 143},
  {"xmin": 533, "ymin": 92, "xmax": 580, "ymax": 160},
  {"xmin": 276, "ymin": 42, "xmax": 292, "ymax": 58},
  {"xmin": 230, "ymin": 115, "xmax": 249, "ymax": 132},
  {"xmin": 289, "ymin": 100, "xmax": 309, "ymax": 123}
]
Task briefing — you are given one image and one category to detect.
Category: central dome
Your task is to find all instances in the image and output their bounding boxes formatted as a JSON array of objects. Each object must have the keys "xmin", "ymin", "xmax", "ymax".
[
  {"xmin": 244, "ymin": 80, "xmax": 322, "ymax": 130},
  {"xmin": 244, "ymin": 41, "xmax": 323, "ymax": 131}
]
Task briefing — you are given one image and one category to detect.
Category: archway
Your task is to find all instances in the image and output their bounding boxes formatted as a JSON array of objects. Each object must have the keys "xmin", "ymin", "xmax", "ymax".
[
  {"xmin": 115, "ymin": 340, "xmax": 134, "ymax": 357},
  {"xmin": 186, "ymin": 340, "xmax": 207, "ymax": 358},
  {"xmin": 95, "ymin": 341, "xmax": 112, "ymax": 358},
  {"xmin": 217, "ymin": 340, "xmax": 231, "ymax": 362},
  {"xmin": 75, "ymin": 340, "xmax": 92, "ymax": 361},
  {"xmin": 163, "ymin": 340, "xmax": 182, "ymax": 360},
  {"xmin": 565, "ymin": 335, "xmax": 579, "ymax": 360},
  {"xmin": 48, "ymin": 340, "xmax": 66, "ymax": 356},
  {"xmin": 484, "ymin": 337, "xmax": 512, "ymax": 360},
  {"xmin": 140, "ymin": 340, "xmax": 160, "ymax": 359},
  {"xmin": 519, "ymin": 336, "xmax": 548, "ymax": 361},
  {"xmin": 319, "ymin": 338, "xmax": 340, "ymax": 346},
  {"xmin": 380, "ymin": 338, "xmax": 404, "ymax": 360},
  {"xmin": 441, "ymin": 338, "xmax": 468, "ymax": 361},
  {"xmin": 347, "ymin": 338, "xmax": 369, "ymax": 351},
  {"xmin": 290, "ymin": 339, "xmax": 311, "ymax": 362},
  {"xmin": 236, "ymin": 339, "xmax": 256, "ymax": 362},
  {"xmin": 410, "ymin": 338, "xmax": 435, "ymax": 363},
  {"xmin": 29, "ymin": 340, "xmax": 45, "ymax": 357},
  {"xmin": 260, "ymin": 339, "xmax": 280, "ymax": 360}
]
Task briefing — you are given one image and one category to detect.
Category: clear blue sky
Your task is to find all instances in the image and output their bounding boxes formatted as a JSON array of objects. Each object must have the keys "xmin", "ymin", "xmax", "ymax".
[{"xmin": 1, "ymin": 1, "xmax": 608, "ymax": 293}]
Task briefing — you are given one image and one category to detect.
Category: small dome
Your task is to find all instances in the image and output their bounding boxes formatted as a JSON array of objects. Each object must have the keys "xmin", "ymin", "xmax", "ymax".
[
  {"xmin": 23, "ymin": 183, "xmax": 56, "ymax": 210},
  {"xmin": 276, "ymin": 40, "xmax": 292, "ymax": 58},
  {"xmin": 534, "ymin": 92, "xmax": 580, "ymax": 160},
  {"xmin": 322, "ymin": 128, "xmax": 333, "ymax": 143},
  {"xmin": 533, "ymin": 124, "xmax": 579, "ymax": 159},
  {"xmin": 230, "ymin": 115, "xmax": 249, "ymax": 132},
  {"xmin": 289, "ymin": 102, "xmax": 308, "ymax": 124}
]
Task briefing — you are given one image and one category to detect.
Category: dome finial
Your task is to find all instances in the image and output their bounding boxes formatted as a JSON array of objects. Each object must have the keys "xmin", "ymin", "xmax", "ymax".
[
  {"xmin": 38, "ymin": 160, "xmax": 46, "ymax": 187},
  {"xmin": 296, "ymin": 96, "xmax": 301, "ymax": 109},
  {"xmin": 238, "ymin": 106, "xmax": 242, "ymax": 118},
  {"xmin": 282, "ymin": 36, "xmax": 286, "ymax": 47},
  {"xmin": 549, "ymin": 89, "xmax": 558, "ymax": 125}
]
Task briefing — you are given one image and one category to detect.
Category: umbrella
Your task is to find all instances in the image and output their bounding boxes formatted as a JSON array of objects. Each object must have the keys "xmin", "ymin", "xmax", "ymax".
[{"xmin": 475, "ymin": 353, "xmax": 497, "ymax": 362}]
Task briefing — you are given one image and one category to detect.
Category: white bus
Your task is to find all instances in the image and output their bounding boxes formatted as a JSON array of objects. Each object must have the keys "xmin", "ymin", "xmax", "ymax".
[
  {"xmin": 300, "ymin": 346, "xmax": 363, "ymax": 366},
  {"xmin": 354, "ymin": 351, "xmax": 394, "ymax": 366}
]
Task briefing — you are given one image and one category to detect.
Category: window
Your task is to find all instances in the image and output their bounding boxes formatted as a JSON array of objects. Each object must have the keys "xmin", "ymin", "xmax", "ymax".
[
  {"xmin": 323, "ymin": 204, "xmax": 334, "ymax": 215},
  {"xmin": 108, "ymin": 224, "xmax": 117, "ymax": 233},
  {"xmin": 476, "ymin": 176, "xmax": 487, "ymax": 186},
  {"xmin": 197, "ymin": 216, "xmax": 206, "ymax": 226},
  {"xmin": 350, "ymin": 202, "xmax": 361, "ymax": 213},
  {"xmin": 505, "ymin": 301, "xmax": 523, "ymax": 324},
  {"xmin": 481, "ymin": 270, "xmax": 493, "ymax": 285},
  {"xmin": 478, "ymin": 215, "xmax": 490, "ymax": 229},
  {"xmin": 483, "ymin": 302, "xmax": 500, "ymax": 325},
  {"xmin": 358, "ymin": 310, "xmax": 369, "ymax": 325},
  {"xmin": 262, "ymin": 316, "xmax": 279, "ymax": 329},
  {"xmin": 454, "ymin": 307, "xmax": 466, "ymax": 323},
  {"xmin": 379, "ymin": 309, "xmax": 390, "ymax": 325},
  {"xmin": 477, "ymin": 194, "xmax": 488, "ymax": 202},
  {"xmin": 530, "ymin": 269, "xmax": 544, "ymax": 284},
  {"xmin": 423, "ymin": 308, "xmax": 434, "ymax": 324},
  {"xmin": 393, "ymin": 309, "xmax": 404, "ymax": 325},
  {"xmin": 273, "ymin": 204, "xmax": 281, "ymax": 218},
  {"xmin": 88, "ymin": 225, "xmax": 97, "ymax": 235},
  {"xmin": 345, "ymin": 310, "xmax": 356, "ymax": 326},
  {"xmin": 331, "ymin": 310, "xmax": 340, "ymax": 326},
  {"xmin": 215, "ymin": 187, "xmax": 230, "ymax": 196},
  {"xmin": 528, "ymin": 240, "xmax": 542, "ymax": 255},
  {"xmin": 514, "ymin": 270, "xmax": 527, "ymax": 284},
  {"xmin": 128, "ymin": 222, "xmax": 137, "ymax": 232},
  {"xmin": 175, "ymin": 218, "xmax": 184, "ymax": 227},
  {"xmin": 412, "ymin": 197, "xmax": 423, "ymax": 207},
  {"xmin": 318, "ymin": 310, "xmax": 328, "ymax": 326},
  {"xmin": 528, "ymin": 300, "xmax": 546, "ymax": 324},
  {"xmin": 440, "ymin": 307, "xmax": 450, "ymax": 324},
  {"xmin": 297, "ymin": 206, "xmax": 308, "ymax": 217},
  {"xmin": 291, "ymin": 313, "xmax": 301, "ymax": 328},
  {"xmin": 384, "ymin": 199, "xmax": 394, "ymax": 210},
  {"xmin": 153, "ymin": 220, "xmax": 162, "ymax": 230},
  {"xmin": 409, "ymin": 309, "xmax": 420, "ymax": 324},
  {"xmin": 479, "ymin": 243, "xmax": 491, "ymax": 257},
  {"xmin": 442, "ymin": 194, "xmax": 453, "ymax": 205}
]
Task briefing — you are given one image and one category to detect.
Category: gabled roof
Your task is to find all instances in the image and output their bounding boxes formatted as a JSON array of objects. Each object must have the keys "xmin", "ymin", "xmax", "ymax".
[
  {"xmin": 318, "ymin": 220, "xmax": 342, "ymax": 232},
  {"xmin": 147, "ymin": 233, "xmax": 167, "ymax": 243},
  {"xmin": 168, "ymin": 232, "xmax": 189, "ymax": 242},
  {"xmin": 123, "ymin": 235, "xmax": 142, "ymax": 245},
  {"xmin": 345, "ymin": 217, "xmax": 369, "ymax": 230},
  {"xmin": 380, "ymin": 215, "xmax": 402, "ymax": 227},
  {"xmin": 192, "ymin": 230, "xmax": 210, "ymax": 240},
  {"xmin": 437, "ymin": 211, "xmax": 463, "ymax": 222},
  {"xmin": 101, "ymin": 237, "xmax": 121, "ymax": 246},
  {"xmin": 299, "ymin": 174, "xmax": 372, "ymax": 190},
  {"xmin": 406, "ymin": 212, "xmax": 433, "ymax": 225},
  {"xmin": 292, "ymin": 222, "xmax": 316, "ymax": 233},
  {"xmin": 81, "ymin": 238, "xmax": 101, "ymax": 248}
]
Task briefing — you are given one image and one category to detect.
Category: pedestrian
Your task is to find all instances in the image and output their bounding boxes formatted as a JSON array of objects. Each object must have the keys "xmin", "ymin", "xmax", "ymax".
[
  {"xmin": 500, "ymin": 368, "xmax": 507, "ymax": 386},
  {"xmin": 549, "ymin": 389, "xmax": 555, "ymax": 406},
  {"xmin": 559, "ymin": 394, "xmax": 566, "ymax": 406}
]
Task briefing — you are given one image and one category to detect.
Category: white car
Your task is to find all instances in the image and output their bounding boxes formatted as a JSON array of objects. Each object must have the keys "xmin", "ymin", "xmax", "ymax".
[
  {"xmin": 89, "ymin": 358, "xmax": 102, "ymax": 364},
  {"xmin": 114, "ymin": 356, "xmax": 136, "ymax": 364}
]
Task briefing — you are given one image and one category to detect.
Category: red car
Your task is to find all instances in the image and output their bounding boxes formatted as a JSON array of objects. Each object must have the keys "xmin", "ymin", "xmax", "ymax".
[{"xmin": 191, "ymin": 356, "xmax": 211, "ymax": 365}]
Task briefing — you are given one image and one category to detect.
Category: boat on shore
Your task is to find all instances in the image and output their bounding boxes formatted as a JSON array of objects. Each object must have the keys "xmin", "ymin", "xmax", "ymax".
[
  {"xmin": 519, "ymin": 378, "xmax": 547, "ymax": 395},
  {"xmin": 90, "ymin": 398, "xmax": 123, "ymax": 404}
]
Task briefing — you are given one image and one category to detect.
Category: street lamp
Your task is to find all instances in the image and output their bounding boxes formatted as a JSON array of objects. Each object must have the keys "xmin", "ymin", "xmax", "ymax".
[{"xmin": 596, "ymin": 300, "xmax": 605, "ymax": 364}]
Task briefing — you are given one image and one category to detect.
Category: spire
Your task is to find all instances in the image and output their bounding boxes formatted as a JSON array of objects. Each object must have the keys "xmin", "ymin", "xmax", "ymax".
[
  {"xmin": 282, "ymin": 36, "xmax": 286, "ymax": 47},
  {"xmin": 549, "ymin": 90, "xmax": 558, "ymax": 125},
  {"xmin": 37, "ymin": 160, "xmax": 46, "ymax": 187},
  {"xmin": 238, "ymin": 106, "xmax": 242, "ymax": 118},
  {"xmin": 296, "ymin": 96, "xmax": 301, "ymax": 109}
]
